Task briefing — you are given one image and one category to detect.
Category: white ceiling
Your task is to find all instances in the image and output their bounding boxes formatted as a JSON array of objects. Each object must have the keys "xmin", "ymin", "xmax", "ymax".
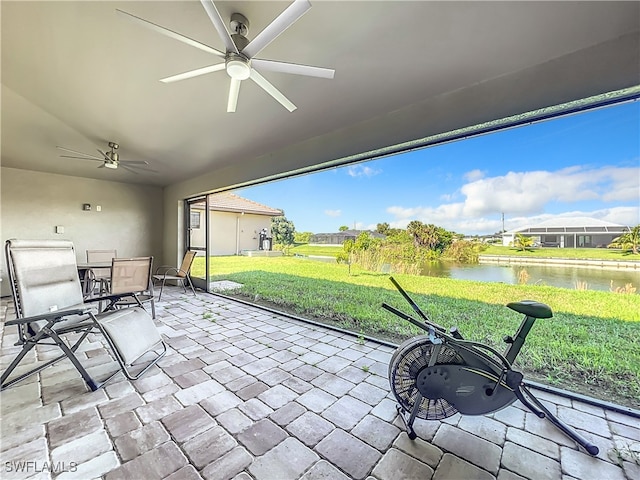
[{"xmin": 2, "ymin": 1, "xmax": 639, "ymax": 188}]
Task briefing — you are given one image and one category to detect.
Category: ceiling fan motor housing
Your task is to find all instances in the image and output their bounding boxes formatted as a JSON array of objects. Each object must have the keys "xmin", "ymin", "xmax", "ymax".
[{"xmin": 230, "ymin": 13, "xmax": 249, "ymax": 37}]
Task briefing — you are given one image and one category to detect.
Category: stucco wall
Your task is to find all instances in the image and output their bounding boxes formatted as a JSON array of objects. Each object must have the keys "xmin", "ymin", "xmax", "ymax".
[
  {"xmin": 190, "ymin": 207, "xmax": 274, "ymax": 255},
  {"xmin": 0, "ymin": 167, "xmax": 163, "ymax": 296}
]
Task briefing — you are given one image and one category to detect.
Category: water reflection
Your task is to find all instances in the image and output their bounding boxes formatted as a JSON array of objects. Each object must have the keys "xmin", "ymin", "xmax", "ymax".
[
  {"xmin": 305, "ymin": 255, "xmax": 639, "ymax": 292},
  {"xmin": 421, "ymin": 261, "xmax": 639, "ymax": 293}
]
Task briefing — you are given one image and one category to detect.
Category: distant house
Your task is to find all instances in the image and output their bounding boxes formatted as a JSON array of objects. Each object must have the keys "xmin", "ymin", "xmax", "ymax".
[
  {"xmin": 310, "ymin": 229, "xmax": 386, "ymax": 245},
  {"xmin": 502, "ymin": 217, "xmax": 631, "ymax": 248},
  {"xmin": 190, "ymin": 193, "xmax": 282, "ymax": 255}
]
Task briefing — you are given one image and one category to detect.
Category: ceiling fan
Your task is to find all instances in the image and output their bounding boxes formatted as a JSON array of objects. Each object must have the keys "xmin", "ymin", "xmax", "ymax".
[
  {"xmin": 56, "ymin": 142, "xmax": 157, "ymax": 174},
  {"xmin": 117, "ymin": 0, "xmax": 335, "ymax": 112}
]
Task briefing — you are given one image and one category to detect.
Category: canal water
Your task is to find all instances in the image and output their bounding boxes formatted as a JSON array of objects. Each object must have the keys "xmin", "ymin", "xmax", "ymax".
[
  {"xmin": 420, "ymin": 261, "xmax": 639, "ymax": 293},
  {"xmin": 306, "ymin": 255, "xmax": 639, "ymax": 293}
]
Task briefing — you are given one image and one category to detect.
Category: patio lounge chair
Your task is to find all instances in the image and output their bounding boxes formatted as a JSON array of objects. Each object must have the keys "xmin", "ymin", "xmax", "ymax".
[
  {"xmin": 152, "ymin": 250, "xmax": 197, "ymax": 301},
  {"xmin": 1, "ymin": 239, "xmax": 166, "ymax": 391}
]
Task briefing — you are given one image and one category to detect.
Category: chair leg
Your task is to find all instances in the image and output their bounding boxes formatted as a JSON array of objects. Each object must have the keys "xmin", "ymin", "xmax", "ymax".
[
  {"xmin": 185, "ymin": 276, "xmax": 197, "ymax": 297},
  {"xmin": 48, "ymin": 328, "xmax": 119, "ymax": 391},
  {"xmin": 1, "ymin": 340, "xmax": 39, "ymax": 390},
  {"xmin": 1, "ymin": 324, "xmax": 117, "ymax": 392},
  {"xmin": 157, "ymin": 279, "xmax": 166, "ymax": 301}
]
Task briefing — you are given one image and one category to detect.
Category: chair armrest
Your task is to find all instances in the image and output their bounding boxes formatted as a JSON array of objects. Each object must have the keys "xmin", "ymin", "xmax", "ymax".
[
  {"xmin": 5, "ymin": 308, "xmax": 91, "ymax": 326},
  {"xmin": 85, "ymin": 293, "xmax": 142, "ymax": 304},
  {"xmin": 154, "ymin": 265, "xmax": 175, "ymax": 275},
  {"xmin": 153, "ymin": 267, "xmax": 180, "ymax": 279}
]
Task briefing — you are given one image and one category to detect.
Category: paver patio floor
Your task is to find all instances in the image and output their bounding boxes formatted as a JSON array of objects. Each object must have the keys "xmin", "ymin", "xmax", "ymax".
[{"xmin": 1, "ymin": 287, "xmax": 638, "ymax": 480}]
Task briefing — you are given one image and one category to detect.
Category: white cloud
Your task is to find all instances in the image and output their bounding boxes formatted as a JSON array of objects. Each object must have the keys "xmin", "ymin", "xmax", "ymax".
[
  {"xmin": 324, "ymin": 209, "xmax": 341, "ymax": 217},
  {"xmin": 463, "ymin": 169, "xmax": 485, "ymax": 181},
  {"xmin": 460, "ymin": 166, "xmax": 638, "ymax": 217},
  {"xmin": 347, "ymin": 165, "xmax": 382, "ymax": 177},
  {"xmin": 384, "ymin": 165, "xmax": 639, "ymax": 234}
]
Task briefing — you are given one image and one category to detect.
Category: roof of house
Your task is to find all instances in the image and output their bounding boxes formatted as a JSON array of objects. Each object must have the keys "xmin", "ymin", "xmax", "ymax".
[
  {"xmin": 202, "ymin": 192, "xmax": 282, "ymax": 216},
  {"xmin": 505, "ymin": 217, "xmax": 629, "ymax": 235},
  {"xmin": 312, "ymin": 229, "xmax": 386, "ymax": 239}
]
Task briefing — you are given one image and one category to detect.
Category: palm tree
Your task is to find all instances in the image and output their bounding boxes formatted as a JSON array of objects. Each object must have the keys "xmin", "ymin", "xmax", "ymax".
[
  {"xmin": 514, "ymin": 233, "xmax": 534, "ymax": 251},
  {"xmin": 608, "ymin": 225, "xmax": 640, "ymax": 254}
]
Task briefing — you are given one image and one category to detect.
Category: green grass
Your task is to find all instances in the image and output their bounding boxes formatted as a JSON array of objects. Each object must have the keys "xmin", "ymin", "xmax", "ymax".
[
  {"xmin": 289, "ymin": 244, "xmax": 343, "ymax": 257},
  {"xmin": 483, "ymin": 245, "xmax": 640, "ymax": 261},
  {"xmin": 200, "ymin": 256, "xmax": 640, "ymax": 407}
]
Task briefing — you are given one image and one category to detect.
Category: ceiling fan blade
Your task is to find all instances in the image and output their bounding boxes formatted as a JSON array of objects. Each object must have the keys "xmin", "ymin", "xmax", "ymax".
[
  {"xmin": 57, "ymin": 146, "xmax": 104, "ymax": 161},
  {"xmin": 199, "ymin": 0, "xmax": 238, "ymax": 54},
  {"xmin": 249, "ymin": 69, "xmax": 296, "ymax": 112},
  {"xmin": 116, "ymin": 9, "xmax": 225, "ymax": 57},
  {"xmin": 227, "ymin": 78, "xmax": 242, "ymax": 113},
  {"xmin": 160, "ymin": 63, "xmax": 226, "ymax": 83},
  {"xmin": 120, "ymin": 160, "xmax": 150, "ymax": 166},
  {"xmin": 119, "ymin": 165, "xmax": 140, "ymax": 175},
  {"xmin": 242, "ymin": 0, "xmax": 311, "ymax": 59},
  {"xmin": 60, "ymin": 155, "xmax": 103, "ymax": 162},
  {"xmin": 252, "ymin": 59, "xmax": 334, "ymax": 79},
  {"xmin": 123, "ymin": 164, "xmax": 159, "ymax": 174},
  {"xmin": 96, "ymin": 149, "xmax": 111, "ymax": 161}
]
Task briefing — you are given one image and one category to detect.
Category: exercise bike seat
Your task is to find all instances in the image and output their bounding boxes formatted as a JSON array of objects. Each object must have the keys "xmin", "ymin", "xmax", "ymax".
[{"xmin": 507, "ymin": 300, "xmax": 553, "ymax": 319}]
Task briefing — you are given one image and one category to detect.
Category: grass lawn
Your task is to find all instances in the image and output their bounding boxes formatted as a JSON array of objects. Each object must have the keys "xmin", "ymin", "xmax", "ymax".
[
  {"xmin": 482, "ymin": 244, "xmax": 640, "ymax": 261},
  {"xmin": 289, "ymin": 244, "xmax": 343, "ymax": 257},
  {"xmin": 198, "ymin": 255, "xmax": 640, "ymax": 408}
]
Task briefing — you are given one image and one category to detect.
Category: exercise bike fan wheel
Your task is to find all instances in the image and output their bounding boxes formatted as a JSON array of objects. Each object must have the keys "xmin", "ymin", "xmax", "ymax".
[{"xmin": 389, "ymin": 335, "xmax": 465, "ymax": 422}]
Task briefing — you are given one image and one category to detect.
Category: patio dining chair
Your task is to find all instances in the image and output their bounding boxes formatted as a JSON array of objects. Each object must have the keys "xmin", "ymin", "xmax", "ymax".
[
  {"xmin": 152, "ymin": 250, "xmax": 197, "ymax": 301},
  {"xmin": 1, "ymin": 239, "xmax": 166, "ymax": 392},
  {"xmin": 86, "ymin": 249, "xmax": 117, "ymax": 296},
  {"xmin": 105, "ymin": 256, "xmax": 156, "ymax": 319}
]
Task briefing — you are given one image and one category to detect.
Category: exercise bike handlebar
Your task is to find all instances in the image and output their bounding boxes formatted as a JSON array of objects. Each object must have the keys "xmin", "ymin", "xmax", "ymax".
[
  {"xmin": 381, "ymin": 302, "xmax": 447, "ymax": 334},
  {"xmin": 389, "ymin": 276, "xmax": 434, "ymax": 324}
]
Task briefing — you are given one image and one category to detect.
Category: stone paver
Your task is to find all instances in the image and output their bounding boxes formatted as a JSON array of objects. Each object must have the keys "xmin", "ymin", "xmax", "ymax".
[
  {"xmin": 560, "ymin": 446, "xmax": 627, "ymax": 480},
  {"xmin": 300, "ymin": 460, "xmax": 350, "ymax": 480},
  {"xmin": 249, "ymin": 437, "xmax": 318, "ymax": 480},
  {"xmin": 433, "ymin": 453, "xmax": 495, "ymax": 480},
  {"xmin": 372, "ymin": 448, "xmax": 434, "ymax": 480},
  {"xmin": 501, "ymin": 441, "xmax": 561, "ymax": 480},
  {"xmin": 237, "ymin": 419, "xmax": 287, "ymax": 455},
  {"xmin": 286, "ymin": 411, "xmax": 335, "ymax": 447},
  {"xmin": 201, "ymin": 447, "xmax": 252, "ymax": 480},
  {"xmin": 433, "ymin": 423, "xmax": 502, "ymax": 474},
  {"xmin": 321, "ymin": 395, "xmax": 371, "ymax": 430},
  {"xmin": 316, "ymin": 429, "xmax": 381, "ymax": 480},
  {"xmin": 182, "ymin": 425, "xmax": 237, "ymax": 469},
  {"xmin": 351, "ymin": 415, "xmax": 400, "ymax": 451},
  {"xmin": 161, "ymin": 405, "xmax": 217, "ymax": 443},
  {"xmin": 114, "ymin": 421, "xmax": 171, "ymax": 462},
  {"xmin": 0, "ymin": 289, "xmax": 635, "ymax": 480}
]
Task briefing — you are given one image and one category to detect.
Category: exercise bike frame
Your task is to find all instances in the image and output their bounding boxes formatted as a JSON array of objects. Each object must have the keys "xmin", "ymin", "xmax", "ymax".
[{"xmin": 383, "ymin": 276, "xmax": 599, "ymax": 456}]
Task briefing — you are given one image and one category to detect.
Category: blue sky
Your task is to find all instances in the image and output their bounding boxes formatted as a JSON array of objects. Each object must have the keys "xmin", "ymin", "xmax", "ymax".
[{"xmin": 236, "ymin": 100, "xmax": 640, "ymax": 235}]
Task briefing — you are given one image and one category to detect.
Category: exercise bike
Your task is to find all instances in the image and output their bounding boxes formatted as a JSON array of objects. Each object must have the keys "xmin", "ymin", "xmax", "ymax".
[{"xmin": 382, "ymin": 276, "xmax": 599, "ymax": 456}]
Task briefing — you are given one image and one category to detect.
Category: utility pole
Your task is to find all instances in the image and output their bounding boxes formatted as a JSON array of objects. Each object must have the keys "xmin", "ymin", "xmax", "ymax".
[{"xmin": 502, "ymin": 212, "xmax": 505, "ymax": 233}]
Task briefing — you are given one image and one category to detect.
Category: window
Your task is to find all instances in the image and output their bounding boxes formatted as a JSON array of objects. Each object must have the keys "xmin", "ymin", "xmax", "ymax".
[{"xmin": 190, "ymin": 212, "xmax": 201, "ymax": 229}]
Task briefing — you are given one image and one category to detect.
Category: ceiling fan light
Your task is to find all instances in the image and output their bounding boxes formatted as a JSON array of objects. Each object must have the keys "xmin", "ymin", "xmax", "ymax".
[
  {"xmin": 226, "ymin": 58, "xmax": 250, "ymax": 80},
  {"xmin": 104, "ymin": 162, "xmax": 118, "ymax": 169}
]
